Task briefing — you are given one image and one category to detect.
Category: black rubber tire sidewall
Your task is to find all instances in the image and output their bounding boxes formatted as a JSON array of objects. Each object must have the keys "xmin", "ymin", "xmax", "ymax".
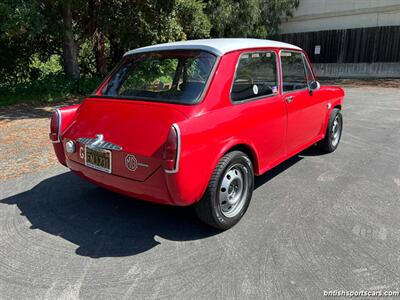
[
  {"xmin": 213, "ymin": 153, "xmax": 254, "ymax": 228},
  {"xmin": 194, "ymin": 151, "xmax": 254, "ymax": 230},
  {"xmin": 319, "ymin": 108, "xmax": 343, "ymax": 153}
]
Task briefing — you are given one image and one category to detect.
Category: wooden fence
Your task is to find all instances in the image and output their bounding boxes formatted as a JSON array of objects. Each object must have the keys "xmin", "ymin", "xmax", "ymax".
[{"xmin": 272, "ymin": 26, "xmax": 400, "ymax": 63}]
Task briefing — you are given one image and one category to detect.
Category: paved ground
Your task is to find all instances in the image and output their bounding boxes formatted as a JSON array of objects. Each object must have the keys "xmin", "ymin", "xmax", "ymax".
[{"xmin": 0, "ymin": 86, "xmax": 400, "ymax": 299}]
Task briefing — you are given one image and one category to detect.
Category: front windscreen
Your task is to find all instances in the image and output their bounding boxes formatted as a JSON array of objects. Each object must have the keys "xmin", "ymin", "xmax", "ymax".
[{"xmin": 101, "ymin": 50, "xmax": 217, "ymax": 104}]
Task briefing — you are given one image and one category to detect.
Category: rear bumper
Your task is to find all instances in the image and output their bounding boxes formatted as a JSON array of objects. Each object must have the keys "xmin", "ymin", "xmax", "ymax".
[{"xmin": 66, "ymin": 159, "xmax": 187, "ymax": 206}]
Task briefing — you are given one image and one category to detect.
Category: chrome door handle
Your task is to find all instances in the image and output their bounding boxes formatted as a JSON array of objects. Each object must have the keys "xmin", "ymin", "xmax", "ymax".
[{"xmin": 285, "ymin": 96, "xmax": 294, "ymax": 103}]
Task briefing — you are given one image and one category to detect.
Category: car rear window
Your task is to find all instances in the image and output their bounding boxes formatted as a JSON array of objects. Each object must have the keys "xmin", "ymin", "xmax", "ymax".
[
  {"xmin": 100, "ymin": 50, "xmax": 217, "ymax": 104},
  {"xmin": 231, "ymin": 51, "xmax": 279, "ymax": 102}
]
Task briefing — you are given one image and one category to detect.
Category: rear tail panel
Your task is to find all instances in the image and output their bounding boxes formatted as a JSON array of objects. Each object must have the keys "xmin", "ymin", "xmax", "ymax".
[{"xmin": 63, "ymin": 97, "xmax": 187, "ymax": 181}]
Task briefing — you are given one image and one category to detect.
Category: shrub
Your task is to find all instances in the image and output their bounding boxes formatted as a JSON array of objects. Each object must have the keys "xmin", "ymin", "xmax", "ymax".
[{"xmin": 0, "ymin": 74, "xmax": 102, "ymax": 106}]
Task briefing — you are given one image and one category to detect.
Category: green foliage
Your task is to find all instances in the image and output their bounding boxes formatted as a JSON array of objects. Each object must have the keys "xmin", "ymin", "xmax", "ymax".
[
  {"xmin": 175, "ymin": 0, "xmax": 211, "ymax": 39},
  {"xmin": 120, "ymin": 58, "xmax": 179, "ymax": 94},
  {"xmin": 0, "ymin": 0, "xmax": 299, "ymax": 106},
  {"xmin": 0, "ymin": 74, "xmax": 102, "ymax": 106},
  {"xmin": 29, "ymin": 55, "xmax": 63, "ymax": 80},
  {"xmin": 206, "ymin": 0, "xmax": 299, "ymax": 37}
]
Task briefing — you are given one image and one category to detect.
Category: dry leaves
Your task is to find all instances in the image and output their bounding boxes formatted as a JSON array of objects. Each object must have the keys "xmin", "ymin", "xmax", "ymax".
[{"xmin": 0, "ymin": 99, "xmax": 80, "ymax": 180}]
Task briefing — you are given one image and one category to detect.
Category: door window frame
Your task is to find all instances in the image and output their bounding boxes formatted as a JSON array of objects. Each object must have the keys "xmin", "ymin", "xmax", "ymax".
[
  {"xmin": 302, "ymin": 54, "xmax": 316, "ymax": 85},
  {"xmin": 279, "ymin": 49, "xmax": 315, "ymax": 94},
  {"xmin": 229, "ymin": 49, "xmax": 281, "ymax": 104}
]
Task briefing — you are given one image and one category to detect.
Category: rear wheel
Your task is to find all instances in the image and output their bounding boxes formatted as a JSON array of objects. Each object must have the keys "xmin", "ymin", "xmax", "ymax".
[
  {"xmin": 318, "ymin": 108, "xmax": 343, "ymax": 153},
  {"xmin": 194, "ymin": 151, "xmax": 254, "ymax": 230}
]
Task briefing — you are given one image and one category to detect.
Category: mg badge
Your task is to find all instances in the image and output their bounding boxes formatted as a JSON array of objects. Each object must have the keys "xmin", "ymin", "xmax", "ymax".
[{"xmin": 125, "ymin": 154, "xmax": 138, "ymax": 171}]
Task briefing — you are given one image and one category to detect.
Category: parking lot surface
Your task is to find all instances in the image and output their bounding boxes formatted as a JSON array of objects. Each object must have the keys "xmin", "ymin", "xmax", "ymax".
[{"xmin": 0, "ymin": 85, "xmax": 399, "ymax": 299}]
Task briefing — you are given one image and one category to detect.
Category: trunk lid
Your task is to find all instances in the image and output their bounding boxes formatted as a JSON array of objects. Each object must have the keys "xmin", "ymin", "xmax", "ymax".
[{"xmin": 64, "ymin": 97, "xmax": 187, "ymax": 181}]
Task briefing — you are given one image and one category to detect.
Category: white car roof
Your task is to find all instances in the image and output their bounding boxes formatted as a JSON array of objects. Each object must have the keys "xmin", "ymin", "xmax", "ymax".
[{"xmin": 124, "ymin": 38, "xmax": 302, "ymax": 57}]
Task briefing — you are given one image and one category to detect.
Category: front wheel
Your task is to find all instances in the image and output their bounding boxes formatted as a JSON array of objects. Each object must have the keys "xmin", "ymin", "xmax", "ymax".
[
  {"xmin": 318, "ymin": 108, "xmax": 343, "ymax": 153},
  {"xmin": 194, "ymin": 151, "xmax": 254, "ymax": 230}
]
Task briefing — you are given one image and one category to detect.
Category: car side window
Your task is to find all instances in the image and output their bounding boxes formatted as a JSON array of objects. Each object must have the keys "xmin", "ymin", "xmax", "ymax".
[
  {"xmin": 231, "ymin": 51, "xmax": 279, "ymax": 102},
  {"xmin": 281, "ymin": 51, "xmax": 307, "ymax": 93}
]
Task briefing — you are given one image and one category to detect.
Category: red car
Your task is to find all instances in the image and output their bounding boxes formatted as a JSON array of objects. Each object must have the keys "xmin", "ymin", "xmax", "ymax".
[{"xmin": 50, "ymin": 38, "xmax": 344, "ymax": 230}]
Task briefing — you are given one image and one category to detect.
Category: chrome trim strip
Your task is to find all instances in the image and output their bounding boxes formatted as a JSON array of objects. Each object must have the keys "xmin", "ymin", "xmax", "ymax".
[
  {"xmin": 52, "ymin": 109, "xmax": 62, "ymax": 144},
  {"xmin": 77, "ymin": 136, "xmax": 123, "ymax": 151},
  {"xmin": 164, "ymin": 123, "xmax": 181, "ymax": 174},
  {"xmin": 137, "ymin": 162, "xmax": 149, "ymax": 168}
]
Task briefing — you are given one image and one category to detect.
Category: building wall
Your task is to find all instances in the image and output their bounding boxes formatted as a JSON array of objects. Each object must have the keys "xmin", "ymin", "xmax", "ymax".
[
  {"xmin": 280, "ymin": 0, "xmax": 400, "ymax": 33},
  {"xmin": 277, "ymin": 0, "xmax": 400, "ymax": 78}
]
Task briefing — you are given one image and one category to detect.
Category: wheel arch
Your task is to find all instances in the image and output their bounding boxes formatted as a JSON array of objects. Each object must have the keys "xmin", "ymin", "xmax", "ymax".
[{"xmin": 221, "ymin": 143, "xmax": 260, "ymax": 175}]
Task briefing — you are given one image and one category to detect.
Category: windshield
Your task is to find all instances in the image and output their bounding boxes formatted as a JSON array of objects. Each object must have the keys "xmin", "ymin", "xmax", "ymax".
[{"xmin": 100, "ymin": 50, "xmax": 217, "ymax": 104}]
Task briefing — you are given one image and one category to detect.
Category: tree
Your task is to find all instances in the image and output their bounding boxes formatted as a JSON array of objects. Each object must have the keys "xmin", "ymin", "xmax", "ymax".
[
  {"xmin": 175, "ymin": 0, "xmax": 211, "ymax": 40},
  {"xmin": 0, "ymin": 0, "xmax": 299, "ymax": 86},
  {"xmin": 206, "ymin": 0, "xmax": 299, "ymax": 38},
  {"xmin": 92, "ymin": 0, "xmax": 211, "ymax": 68},
  {"xmin": 61, "ymin": 0, "xmax": 80, "ymax": 79},
  {"xmin": 0, "ymin": 0, "xmax": 55, "ymax": 84}
]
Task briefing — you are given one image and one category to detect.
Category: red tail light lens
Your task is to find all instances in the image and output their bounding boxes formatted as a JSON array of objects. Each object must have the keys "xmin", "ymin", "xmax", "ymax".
[
  {"xmin": 162, "ymin": 125, "xmax": 180, "ymax": 173},
  {"xmin": 49, "ymin": 110, "xmax": 61, "ymax": 142}
]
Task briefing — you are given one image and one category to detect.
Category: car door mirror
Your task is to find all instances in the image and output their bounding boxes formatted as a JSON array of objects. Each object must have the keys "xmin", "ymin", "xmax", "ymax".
[{"xmin": 309, "ymin": 81, "xmax": 320, "ymax": 91}]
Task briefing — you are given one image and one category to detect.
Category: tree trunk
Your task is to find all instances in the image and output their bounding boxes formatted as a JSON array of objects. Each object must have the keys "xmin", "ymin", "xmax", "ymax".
[
  {"xmin": 94, "ymin": 30, "xmax": 108, "ymax": 76},
  {"xmin": 108, "ymin": 28, "xmax": 125, "ymax": 67},
  {"xmin": 61, "ymin": 0, "xmax": 80, "ymax": 79}
]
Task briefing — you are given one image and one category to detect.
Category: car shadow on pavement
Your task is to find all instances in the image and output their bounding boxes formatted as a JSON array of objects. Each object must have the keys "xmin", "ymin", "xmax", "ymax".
[
  {"xmin": 1, "ymin": 172, "xmax": 219, "ymax": 258},
  {"xmin": 254, "ymin": 146, "xmax": 325, "ymax": 189},
  {"xmin": 254, "ymin": 155, "xmax": 303, "ymax": 189},
  {"xmin": 1, "ymin": 146, "xmax": 323, "ymax": 258}
]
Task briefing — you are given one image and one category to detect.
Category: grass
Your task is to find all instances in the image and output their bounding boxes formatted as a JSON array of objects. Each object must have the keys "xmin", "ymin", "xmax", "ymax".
[{"xmin": 0, "ymin": 74, "xmax": 102, "ymax": 107}]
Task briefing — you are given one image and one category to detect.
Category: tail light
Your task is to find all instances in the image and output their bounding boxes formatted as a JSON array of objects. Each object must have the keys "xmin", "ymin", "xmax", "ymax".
[
  {"xmin": 162, "ymin": 124, "xmax": 180, "ymax": 173},
  {"xmin": 49, "ymin": 109, "xmax": 61, "ymax": 143}
]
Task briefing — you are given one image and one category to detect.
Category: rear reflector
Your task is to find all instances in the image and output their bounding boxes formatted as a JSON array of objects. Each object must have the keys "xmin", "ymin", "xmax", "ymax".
[{"xmin": 162, "ymin": 124, "xmax": 180, "ymax": 173}]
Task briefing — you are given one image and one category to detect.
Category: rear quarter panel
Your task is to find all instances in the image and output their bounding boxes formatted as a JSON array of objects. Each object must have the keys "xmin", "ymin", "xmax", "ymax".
[{"xmin": 170, "ymin": 99, "xmax": 286, "ymax": 204}]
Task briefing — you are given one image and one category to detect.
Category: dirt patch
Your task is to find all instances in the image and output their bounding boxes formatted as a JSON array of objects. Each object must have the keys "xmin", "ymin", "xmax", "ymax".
[{"xmin": 0, "ymin": 99, "xmax": 81, "ymax": 179}]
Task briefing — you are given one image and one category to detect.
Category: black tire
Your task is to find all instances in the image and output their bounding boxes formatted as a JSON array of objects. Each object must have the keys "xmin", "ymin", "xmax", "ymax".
[
  {"xmin": 194, "ymin": 151, "xmax": 254, "ymax": 230},
  {"xmin": 318, "ymin": 108, "xmax": 343, "ymax": 153}
]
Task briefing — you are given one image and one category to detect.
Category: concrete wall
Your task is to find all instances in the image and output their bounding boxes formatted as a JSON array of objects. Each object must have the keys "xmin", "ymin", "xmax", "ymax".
[
  {"xmin": 314, "ymin": 63, "xmax": 400, "ymax": 78},
  {"xmin": 280, "ymin": 0, "xmax": 400, "ymax": 33}
]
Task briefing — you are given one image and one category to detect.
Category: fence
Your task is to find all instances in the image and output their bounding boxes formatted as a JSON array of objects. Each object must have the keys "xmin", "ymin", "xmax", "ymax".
[{"xmin": 272, "ymin": 26, "xmax": 400, "ymax": 64}]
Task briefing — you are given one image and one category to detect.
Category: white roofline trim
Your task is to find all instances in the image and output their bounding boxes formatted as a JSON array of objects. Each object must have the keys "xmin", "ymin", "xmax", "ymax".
[{"xmin": 123, "ymin": 38, "xmax": 302, "ymax": 57}]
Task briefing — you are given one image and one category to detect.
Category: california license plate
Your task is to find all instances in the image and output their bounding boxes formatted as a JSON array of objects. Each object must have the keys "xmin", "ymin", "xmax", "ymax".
[{"xmin": 85, "ymin": 147, "xmax": 111, "ymax": 173}]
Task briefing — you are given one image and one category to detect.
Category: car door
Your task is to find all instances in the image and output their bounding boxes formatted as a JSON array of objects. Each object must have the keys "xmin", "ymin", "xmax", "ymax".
[
  {"xmin": 280, "ymin": 50, "xmax": 325, "ymax": 153},
  {"xmin": 230, "ymin": 50, "xmax": 286, "ymax": 170}
]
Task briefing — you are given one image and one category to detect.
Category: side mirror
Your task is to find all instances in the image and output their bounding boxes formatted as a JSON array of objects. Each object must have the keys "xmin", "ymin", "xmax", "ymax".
[{"xmin": 309, "ymin": 81, "xmax": 320, "ymax": 91}]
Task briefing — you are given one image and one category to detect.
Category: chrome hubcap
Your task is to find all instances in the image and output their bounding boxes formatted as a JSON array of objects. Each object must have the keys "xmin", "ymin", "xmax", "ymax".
[
  {"xmin": 219, "ymin": 164, "xmax": 248, "ymax": 218},
  {"xmin": 331, "ymin": 115, "xmax": 341, "ymax": 147}
]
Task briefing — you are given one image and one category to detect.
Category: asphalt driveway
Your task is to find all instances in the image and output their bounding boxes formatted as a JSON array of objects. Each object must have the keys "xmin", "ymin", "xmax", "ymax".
[{"xmin": 0, "ymin": 85, "xmax": 399, "ymax": 299}]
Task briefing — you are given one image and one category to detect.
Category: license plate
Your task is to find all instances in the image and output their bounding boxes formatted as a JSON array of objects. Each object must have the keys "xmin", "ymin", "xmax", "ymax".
[{"xmin": 85, "ymin": 147, "xmax": 111, "ymax": 173}]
